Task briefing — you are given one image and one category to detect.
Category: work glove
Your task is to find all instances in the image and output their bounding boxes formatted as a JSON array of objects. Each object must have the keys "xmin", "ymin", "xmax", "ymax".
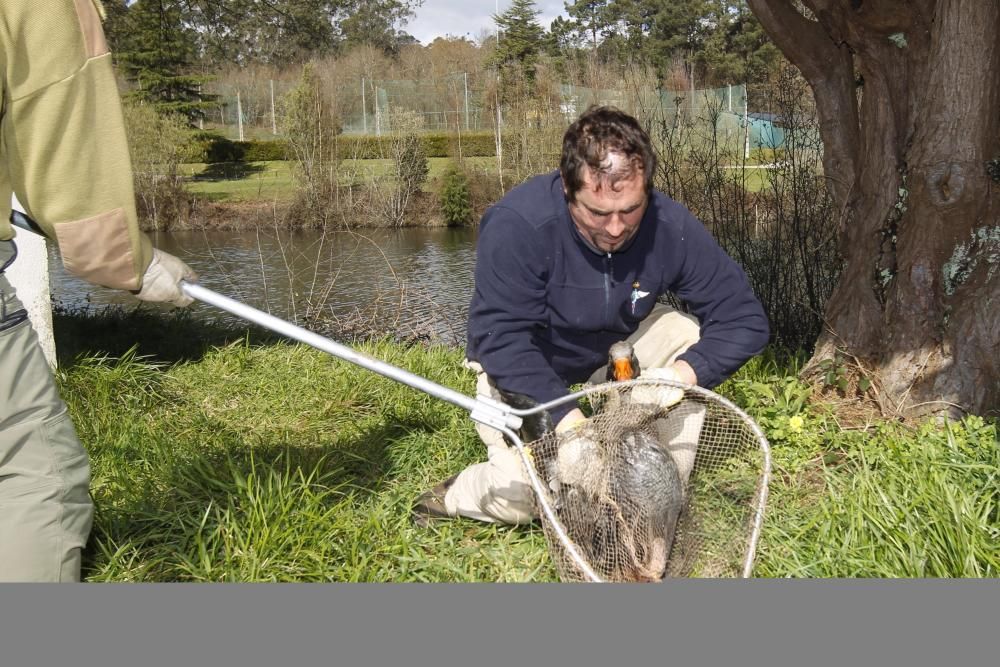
[
  {"xmin": 631, "ymin": 366, "xmax": 686, "ymax": 409},
  {"xmin": 552, "ymin": 410, "xmax": 603, "ymax": 490},
  {"xmin": 133, "ymin": 248, "xmax": 198, "ymax": 307}
]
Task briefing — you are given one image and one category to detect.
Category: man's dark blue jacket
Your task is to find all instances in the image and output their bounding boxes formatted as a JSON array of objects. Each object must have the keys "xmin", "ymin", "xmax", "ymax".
[{"xmin": 466, "ymin": 170, "xmax": 769, "ymax": 423}]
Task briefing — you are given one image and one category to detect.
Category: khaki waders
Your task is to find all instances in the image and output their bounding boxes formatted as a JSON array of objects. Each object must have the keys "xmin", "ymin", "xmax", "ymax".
[{"xmin": 0, "ymin": 240, "xmax": 93, "ymax": 581}]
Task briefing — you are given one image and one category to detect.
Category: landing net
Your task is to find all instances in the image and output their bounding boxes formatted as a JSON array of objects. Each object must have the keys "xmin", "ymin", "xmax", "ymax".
[{"xmin": 516, "ymin": 379, "xmax": 770, "ymax": 582}]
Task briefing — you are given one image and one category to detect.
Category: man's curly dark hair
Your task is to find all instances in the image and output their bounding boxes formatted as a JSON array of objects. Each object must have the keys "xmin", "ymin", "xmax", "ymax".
[{"xmin": 559, "ymin": 106, "xmax": 657, "ymax": 203}]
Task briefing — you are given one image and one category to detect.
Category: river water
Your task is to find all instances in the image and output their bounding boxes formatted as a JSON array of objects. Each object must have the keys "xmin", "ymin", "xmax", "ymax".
[{"xmin": 47, "ymin": 227, "xmax": 479, "ymax": 345}]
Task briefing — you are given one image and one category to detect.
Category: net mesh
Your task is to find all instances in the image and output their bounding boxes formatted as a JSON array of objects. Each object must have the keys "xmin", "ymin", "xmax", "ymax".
[{"xmin": 521, "ymin": 381, "xmax": 769, "ymax": 582}]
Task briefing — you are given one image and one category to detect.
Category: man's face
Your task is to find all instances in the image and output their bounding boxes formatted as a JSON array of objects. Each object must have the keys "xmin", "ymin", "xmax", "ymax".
[{"xmin": 565, "ymin": 158, "xmax": 648, "ymax": 253}]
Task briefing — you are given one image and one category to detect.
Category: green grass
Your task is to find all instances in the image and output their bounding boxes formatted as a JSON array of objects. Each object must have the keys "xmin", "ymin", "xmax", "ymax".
[
  {"xmin": 181, "ymin": 161, "xmax": 295, "ymax": 202},
  {"xmin": 61, "ymin": 322, "xmax": 553, "ymax": 582},
  {"xmin": 719, "ymin": 352, "xmax": 1000, "ymax": 578},
  {"xmin": 721, "ymin": 164, "xmax": 771, "ymax": 193},
  {"xmin": 182, "ymin": 157, "xmax": 496, "ymax": 203},
  {"xmin": 54, "ymin": 311, "xmax": 999, "ymax": 581}
]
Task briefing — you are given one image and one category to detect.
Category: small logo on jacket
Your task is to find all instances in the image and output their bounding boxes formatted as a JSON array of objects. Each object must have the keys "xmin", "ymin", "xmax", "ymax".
[{"xmin": 630, "ymin": 281, "xmax": 650, "ymax": 315}]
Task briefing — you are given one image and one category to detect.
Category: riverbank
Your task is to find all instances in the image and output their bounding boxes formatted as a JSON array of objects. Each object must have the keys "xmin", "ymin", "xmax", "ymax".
[
  {"xmin": 55, "ymin": 308, "xmax": 999, "ymax": 581},
  {"xmin": 158, "ymin": 157, "xmax": 500, "ymax": 232}
]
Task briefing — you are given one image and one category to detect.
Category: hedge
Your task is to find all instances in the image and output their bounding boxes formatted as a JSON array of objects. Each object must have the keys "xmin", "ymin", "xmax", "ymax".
[{"xmin": 185, "ymin": 131, "xmax": 501, "ymax": 164}]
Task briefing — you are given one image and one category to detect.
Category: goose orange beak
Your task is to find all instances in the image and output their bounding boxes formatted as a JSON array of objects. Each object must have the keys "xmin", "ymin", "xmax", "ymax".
[{"xmin": 612, "ymin": 357, "xmax": 636, "ymax": 381}]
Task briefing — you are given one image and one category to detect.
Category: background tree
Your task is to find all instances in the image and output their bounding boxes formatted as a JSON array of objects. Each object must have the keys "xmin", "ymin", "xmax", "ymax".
[
  {"xmin": 99, "ymin": 0, "xmax": 130, "ymax": 53},
  {"xmin": 491, "ymin": 0, "xmax": 547, "ymax": 84},
  {"xmin": 565, "ymin": 0, "xmax": 615, "ymax": 49},
  {"xmin": 601, "ymin": 0, "xmax": 656, "ymax": 66},
  {"xmin": 121, "ymin": 100, "xmax": 193, "ymax": 230},
  {"xmin": 747, "ymin": 0, "xmax": 1000, "ymax": 418},
  {"xmin": 167, "ymin": 1, "xmax": 422, "ymax": 67},
  {"xmin": 338, "ymin": 0, "xmax": 421, "ymax": 55},
  {"xmin": 190, "ymin": 0, "xmax": 340, "ymax": 66},
  {"xmin": 281, "ymin": 62, "xmax": 341, "ymax": 226},
  {"xmin": 712, "ymin": 1, "xmax": 781, "ymax": 85},
  {"xmin": 645, "ymin": 0, "xmax": 715, "ymax": 82},
  {"xmin": 114, "ymin": 0, "xmax": 214, "ymax": 122}
]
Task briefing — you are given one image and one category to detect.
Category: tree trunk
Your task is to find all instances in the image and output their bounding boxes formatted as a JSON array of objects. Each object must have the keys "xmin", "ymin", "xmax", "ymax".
[{"xmin": 747, "ymin": 0, "xmax": 1000, "ymax": 418}]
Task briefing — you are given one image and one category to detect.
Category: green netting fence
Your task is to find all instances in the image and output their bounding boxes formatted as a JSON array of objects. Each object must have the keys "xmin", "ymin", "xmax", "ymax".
[{"xmin": 203, "ymin": 76, "xmax": 786, "ymax": 153}]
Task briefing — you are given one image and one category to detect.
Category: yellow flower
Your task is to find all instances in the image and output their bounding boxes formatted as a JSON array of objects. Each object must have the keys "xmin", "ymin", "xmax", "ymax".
[{"xmin": 788, "ymin": 415, "xmax": 805, "ymax": 433}]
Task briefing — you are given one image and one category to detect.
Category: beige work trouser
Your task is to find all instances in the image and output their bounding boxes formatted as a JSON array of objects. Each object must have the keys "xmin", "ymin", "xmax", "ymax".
[
  {"xmin": 446, "ymin": 304, "xmax": 705, "ymax": 524},
  {"xmin": 0, "ymin": 241, "xmax": 93, "ymax": 581}
]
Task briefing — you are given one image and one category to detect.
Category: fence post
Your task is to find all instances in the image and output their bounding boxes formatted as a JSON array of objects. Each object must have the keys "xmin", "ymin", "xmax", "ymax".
[
  {"xmin": 464, "ymin": 72, "xmax": 470, "ymax": 131},
  {"xmin": 8, "ymin": 196, "xmax": 56, "ymax": 369},
  {"xmin": 270, "ymin": 79, "xmax": 277, "ymax": 134},
  {"xmin": 362, "ymin": 77, "xmax": 368, "ymax": 134},
  {"xmin": 237, "ymin": 90, "xmax": 245, "ymax": 141},
  {"xmin": 744, "ymin": 92, "xmax": 751, "ymax": 160},
  {"xmin": 690, "ymin": 66, "xmax": 696, "ymax": 117}
]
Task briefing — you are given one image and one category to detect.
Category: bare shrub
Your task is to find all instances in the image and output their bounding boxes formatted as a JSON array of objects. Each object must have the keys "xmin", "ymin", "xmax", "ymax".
[
  {"xmin": 643, "ymin": 66, "xmax": 840, "ymax": 351},
  {"xmin": 121, "ymin": 101, "xmax": 193, "ymax": 231},
  {"xmin": 281, "ymin": 62, "xmax": 343, "ymax": 228},
  {"xmin": 361, "ymin": 110, "xmax": 429, "ymax": 227},
  {"xmin": 464, "ymin": 163, "xmax": 505, "ymax": 220}
]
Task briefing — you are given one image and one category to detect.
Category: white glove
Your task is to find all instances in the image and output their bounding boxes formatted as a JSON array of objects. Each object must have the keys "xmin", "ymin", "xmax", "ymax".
[
  {"xmin": 553, "ymin": 411, "xmax": 603, "ymax": 490},
  {"xmin": 134, "ymin": 248, "xmax": 198, "ymax": 307},
  {"xmin": 631, "ymin": 366, "xmax": 685, "ymax": 409}
]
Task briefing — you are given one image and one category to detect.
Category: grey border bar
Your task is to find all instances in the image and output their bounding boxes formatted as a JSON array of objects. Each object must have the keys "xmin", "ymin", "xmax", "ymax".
[{"xmin": 1, "ymin": 581, "xmax": 997, "ymax": 667}]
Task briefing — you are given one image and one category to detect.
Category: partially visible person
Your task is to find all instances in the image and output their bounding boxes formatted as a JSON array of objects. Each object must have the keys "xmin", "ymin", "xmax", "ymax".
[
  {"xmin": 413, "ymin": 106, "xmax": 769, "ymax": 526},
  {"xmin": 0, "ymin": 0, "xmax": 197, "ymax": 581}
]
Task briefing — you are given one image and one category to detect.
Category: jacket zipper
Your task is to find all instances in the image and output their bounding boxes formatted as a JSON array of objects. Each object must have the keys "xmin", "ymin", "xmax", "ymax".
[{"xmin": 604, "ymin": 252, "xmax": 613, "ymax": 326}]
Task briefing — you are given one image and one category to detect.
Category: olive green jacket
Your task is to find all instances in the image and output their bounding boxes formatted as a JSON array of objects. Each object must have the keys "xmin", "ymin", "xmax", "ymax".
[{"xmin": 0, "ymin": 0, "xmax": 151, "ymax": 290}]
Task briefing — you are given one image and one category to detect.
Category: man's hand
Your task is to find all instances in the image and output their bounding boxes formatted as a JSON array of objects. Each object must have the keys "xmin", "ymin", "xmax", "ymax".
[
  {"xmin": 133, "ymin": 248, "xmax": 198, "ymax": 307},
  {"xmin": 555, "ymin": 408, "xmax": 588, "ymax": 434},
  {"xmin": 667, "ymin": 360, "xmax": 697, "ymax": 386}
]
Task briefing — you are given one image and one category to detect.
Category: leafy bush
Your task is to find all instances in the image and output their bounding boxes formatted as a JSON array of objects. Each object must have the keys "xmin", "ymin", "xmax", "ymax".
[
  {"xmin": 281, "ymin": 63, "xmax": 342, "ymax": 227},
  {"xmin": 439, "ymin": 163, "xmax": 473, "ymax": 226},
  {"xmin": 362, "ymin": 112, "xmax": 430, "ymax": 228},
  {"xmin": 397, "ymin": 135, "xmax": 429, "ymax": 196},
  {"xmin": 185, "ymin": 134, "xmax": 290, "ymax": 163},
  {"xmin": 184, "ymin": 132, "xmax": 245, "ymax": 163},
  {"xmin": 241, "ymin": 140, "xmax": 288, "ymax": 162}
]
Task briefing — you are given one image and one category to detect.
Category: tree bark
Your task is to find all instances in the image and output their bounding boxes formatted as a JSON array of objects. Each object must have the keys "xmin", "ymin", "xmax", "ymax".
[{"xmin": 748, "ymin": 0, "xmax": 1000, "ymax": 418}]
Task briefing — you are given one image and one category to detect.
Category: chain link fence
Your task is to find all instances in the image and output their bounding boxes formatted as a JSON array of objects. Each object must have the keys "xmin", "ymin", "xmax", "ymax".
[{"xmin": 202, "ymin": 76, "xmax": 785, "ymax": 155}]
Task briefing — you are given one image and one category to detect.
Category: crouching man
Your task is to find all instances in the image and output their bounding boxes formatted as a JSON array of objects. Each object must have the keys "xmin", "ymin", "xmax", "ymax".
[{"xmin": 413, "ymin": 106, "xmax": 769, "ymax": 525}]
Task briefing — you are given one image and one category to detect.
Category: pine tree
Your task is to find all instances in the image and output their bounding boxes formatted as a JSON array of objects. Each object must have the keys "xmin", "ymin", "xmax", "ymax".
[
  {"xmin": 114, "ymin": 0, "xmax": 214, "ymax": 122},
  {"xmin": 490, "ymin": 0, "xmax": 546, "ymax": 82}
]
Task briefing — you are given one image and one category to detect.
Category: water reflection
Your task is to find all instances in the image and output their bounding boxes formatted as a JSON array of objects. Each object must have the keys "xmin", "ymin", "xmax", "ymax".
[{"xmin": 48, "ymin": 227, "xmax": 479, "ymax": 345}]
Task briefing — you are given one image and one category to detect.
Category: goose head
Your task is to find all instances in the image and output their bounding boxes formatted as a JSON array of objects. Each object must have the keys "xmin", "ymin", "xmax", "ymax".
[{"xmin": 607, "ymin": 340, "xmax": 640, "ymax": 382}]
